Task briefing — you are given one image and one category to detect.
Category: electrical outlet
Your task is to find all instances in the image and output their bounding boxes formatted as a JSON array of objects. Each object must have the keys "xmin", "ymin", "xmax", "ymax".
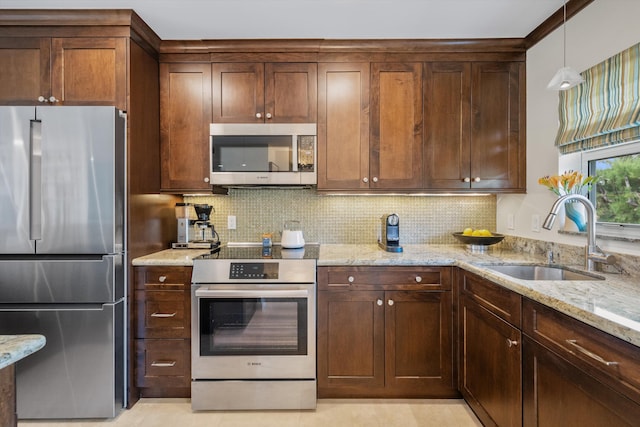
[
  {"xmin": 531, "ymin": 214, "xmax": 540, "ymax": 232},
  {"xmin": 507, "ymin": 214, "xmax": 515, "ymax": 230},
  {"xmin": 227, "ymin": 215, "xmax": 236, "ymax": 230}
]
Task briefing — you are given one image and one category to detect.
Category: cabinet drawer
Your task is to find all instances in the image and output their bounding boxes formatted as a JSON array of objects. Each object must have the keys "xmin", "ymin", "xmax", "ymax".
[
  {"xmin": 459, "ymin": 270, "xmax": 521, "ymax": 327},
  {"xmin": 135, "ymin": 266, "xmax": 191, "ymax": 290},
  {"xmin": 135, "ymin": 339, "xmax": 190, "ymax": 389},
  {"xmin": 523, "ymin": 298, "xmax": 640, "ymax": 404},
  {"xmin": 135, "ymin": 290, "xmax": 190, "ymax": 339},
  {"xmin": 319, "ymin": 266, "xmax": 450, "ymax": 291}
]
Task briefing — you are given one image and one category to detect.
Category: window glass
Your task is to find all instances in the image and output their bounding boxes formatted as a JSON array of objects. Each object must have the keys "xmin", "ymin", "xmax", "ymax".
[{"xmin": 582, "ymin": 141, "xmax": 640, "ymax": 237}]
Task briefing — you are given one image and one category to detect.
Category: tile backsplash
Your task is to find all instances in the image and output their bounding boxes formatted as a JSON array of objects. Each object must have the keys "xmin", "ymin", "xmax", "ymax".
[{"xmin": 185, "ymin": 189, "xmax": 496, "ymax": 244}]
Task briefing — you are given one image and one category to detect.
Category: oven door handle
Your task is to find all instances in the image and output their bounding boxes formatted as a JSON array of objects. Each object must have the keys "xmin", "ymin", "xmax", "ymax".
[{"xmin": 195, "ymin": 288, "xmax": 309, "ymax": 298}]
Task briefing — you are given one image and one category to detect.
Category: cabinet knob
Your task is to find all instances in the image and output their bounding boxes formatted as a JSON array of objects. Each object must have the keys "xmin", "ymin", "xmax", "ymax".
[
  {"xmin": 506, "ymin": 338, "xmax": 519, "ymax": 348},
  {"xmin": 256, "ymin": 113, "xmax": 263, "ymax": 119},
  {"xmin": 372, "ymin": 177, "xmax": 378, "ymax": 183},
  {"xmin": 377, "ymin": 299, "xmax": 383, "ymax": 306},
  {"xmin": 362, "ymin": 177, "xmax": 369, "ymax": 183},
  {"xmin": 204, "ymin": 177, "xmax": 210, "ymax": 183},
  {"xmin": 388, "ymin": 299, "xmax": 394, "ymax": 306},
  {"xmin": 158, "ymin": 275, "xmax": 167, "ymax": 283},
  {"xmin": 265, "ymin": 113, "xmax": 272, "ymax": 119},
  {"xmin": 415, "ymin": 276, "xmax": 422, "ymax": 283},
  {"xmin": 463, "ymin": 177, "xmax": 471, "ymax": 183},
  {"xmin": 473, "ymin": 177, "xmax": 481, "ymax": 182},
  {"xmin": 347, "ymin": 276, "xmax": 355, "ymax": 283},
  {"xmin": 38, "ymin": 96, "xmax": 59, "ymax": 103}
]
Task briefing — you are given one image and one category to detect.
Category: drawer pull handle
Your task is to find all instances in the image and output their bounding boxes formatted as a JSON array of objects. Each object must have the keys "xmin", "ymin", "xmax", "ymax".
[
  {"xmin": 506, "ymin": 339, "xmax": 519, "ymax": 348},
  {"xmin": 158, "ymin": 275, "xmax": 167, "ymax": 283},
  {"xmin": 388, "ymin": 299, "xmax": 394, "ymax": 306},
  {"xmin": 347, "ymin": 276, "xmax": 355, "ymax": 283},
  {"xmin": 415, "ymin": 276, "xmax": 422, "ymax": 283},
  {"xmin": 377, "ymin": 299, "xmax": 383, "ymax": 306},
  {"xmin": 565, "ymin": 339, "xmax": 619, "ymax": 366},
  {"xmin": 151, "ymin": 361, "xmax": 176, "ymax": 367},
  {"xmin": 151, "ymin": 312, "xmax": 177, "ymax": 318}
]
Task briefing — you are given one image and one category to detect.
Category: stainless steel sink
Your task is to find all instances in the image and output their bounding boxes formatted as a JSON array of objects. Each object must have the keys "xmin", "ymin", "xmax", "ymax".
[{"xmin": 483, "ymin": 264, "xmax": 605, "ymax": 281}]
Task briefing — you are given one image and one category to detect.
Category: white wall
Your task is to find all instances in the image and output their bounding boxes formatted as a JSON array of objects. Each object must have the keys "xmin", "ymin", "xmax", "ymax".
[{"xmin": 497, "ymin": 0, "xmax": 640, "ymax": 256}]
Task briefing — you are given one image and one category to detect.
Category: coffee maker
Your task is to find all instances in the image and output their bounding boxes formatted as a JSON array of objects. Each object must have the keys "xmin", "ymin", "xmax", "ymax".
[
  {"xmin": 172, "ymin": 203, "xmax": 220, "ymax": 249},
  {"xmin": 378, "ymin": 213, "xmax": 403, "ymax": 252}
]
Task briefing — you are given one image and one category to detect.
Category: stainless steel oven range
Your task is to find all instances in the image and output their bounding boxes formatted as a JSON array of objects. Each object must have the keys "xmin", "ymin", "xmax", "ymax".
[{"xmin": 190, "ymin": 244, "xmax": 318, "ymax": 411}]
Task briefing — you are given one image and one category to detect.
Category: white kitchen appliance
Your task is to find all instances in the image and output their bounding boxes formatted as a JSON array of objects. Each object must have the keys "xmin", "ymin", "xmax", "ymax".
[{"xmin": 281, "ymin": 220, "xmax": 305, "ymax": 248}]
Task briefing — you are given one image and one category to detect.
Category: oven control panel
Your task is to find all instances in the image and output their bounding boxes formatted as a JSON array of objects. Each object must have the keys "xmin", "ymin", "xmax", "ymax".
[{"xmin": 230, "ymin": 262, "xmax": 279, "ymax": 280}]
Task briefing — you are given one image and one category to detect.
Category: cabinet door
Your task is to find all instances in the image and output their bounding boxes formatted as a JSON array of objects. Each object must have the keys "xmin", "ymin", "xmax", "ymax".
[
  {"xmin": 266, "ymin": 62, "xmax": 317, "ymax": 123},
  {"xmin": 460, "ymin": 293, "xmax": 522, "ymax": 427},
  {"xmin": 317, "ymin": 62, "xmax": 370, "ymax": 190},
  {"xmin": 51, "ymin": 38, "xmax": 126, "ymax": 109},
  {"xmin": 470, "ymin": 62, "xmax": 525, "ymax": 191},
  {"xmin": 0, "ymin": 37, "xmax": 51, "ymax": 104},
  {"xmin": 212, "ymin": 62, "xmax": 264, "ymax": 123},
  {"xmin": 317, "ymin": 290, "xmax": 385, "ymax": 397},
  {"xmin": 385, "ymin": 290, "xmax": 456, "ymax": 396},
  {"xmin": 523, "ymin": 337, "xmax": 640, "ymax": 427},
  {"xmin": 371, "ymin": 63, "xmax": 423, "ymax": 189},
  {"xmin": 423, "ymin": 62, "xmax": 471, "ymax": 189},
  {"xmin": 160, "ymin": 63, "xmax": 212, "ymax": 191}
]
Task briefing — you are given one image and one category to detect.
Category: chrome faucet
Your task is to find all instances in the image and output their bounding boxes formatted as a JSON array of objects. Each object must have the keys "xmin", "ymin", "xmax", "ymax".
[{"xmin": 542, "ymin": 194, "xmax": 616, "ymax": 271}]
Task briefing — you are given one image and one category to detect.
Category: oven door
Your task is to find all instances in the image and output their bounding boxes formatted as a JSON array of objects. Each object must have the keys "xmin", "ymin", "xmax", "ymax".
[{"xmin": 191, "ymin": 284, "xmax": 316, "ymax": 380}]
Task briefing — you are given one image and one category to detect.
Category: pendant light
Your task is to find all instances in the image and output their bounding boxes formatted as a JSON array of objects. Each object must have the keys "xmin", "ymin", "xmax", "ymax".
[{"xmin": 547, "ymin": 0, "xmax": 584, "ymax": 90}]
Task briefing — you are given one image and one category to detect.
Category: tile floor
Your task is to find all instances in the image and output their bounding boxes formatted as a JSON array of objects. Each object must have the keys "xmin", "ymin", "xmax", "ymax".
[{"xmin": 18, "ymin": 398, "xmax": 482, "ymax": 427}]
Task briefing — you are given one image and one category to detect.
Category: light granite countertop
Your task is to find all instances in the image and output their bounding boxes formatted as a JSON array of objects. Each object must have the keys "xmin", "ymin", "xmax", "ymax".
[
  {"xmin": 132, "ymin": 244, "xmax": 640, "ymax": 348},
  {"xmin": 0, "ymin": 335, "xmax": 46, "ymax": 370},
  {"xmin": 132, "ymin": 249, "xmax": 212, "ymax": 266}
]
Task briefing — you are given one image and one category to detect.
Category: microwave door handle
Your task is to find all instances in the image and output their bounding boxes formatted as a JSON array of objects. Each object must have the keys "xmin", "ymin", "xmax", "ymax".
[
  {"xmin": 195, "ymin": 289, "xmax": 309, "ymax": 299},
  {"xmin": 29, "ymin": 119, "xmax": 42, "ymax": 241},
  {"xmin": 292, "ymin": 135, "xmax": 298, "ymax": 172}
]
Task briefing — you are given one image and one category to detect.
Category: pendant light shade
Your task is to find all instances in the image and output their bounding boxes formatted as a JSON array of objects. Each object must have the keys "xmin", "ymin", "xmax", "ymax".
[
  {"xmin": 547, "ymin": 0, "xmax": 584, "ymax": 91},
  {"xmin": 547, "ymin": 66, "xmax": 585, "ymax": 90}
]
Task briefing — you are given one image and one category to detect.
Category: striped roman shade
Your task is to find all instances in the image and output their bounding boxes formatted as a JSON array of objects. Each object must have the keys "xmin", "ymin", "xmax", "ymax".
[{"xmin": 555, "ymin": 42, "xmax": 640, "ymax": 154}]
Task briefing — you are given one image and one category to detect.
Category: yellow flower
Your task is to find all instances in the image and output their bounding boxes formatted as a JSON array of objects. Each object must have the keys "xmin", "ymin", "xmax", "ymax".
[{"xmin": 538, "ymin": 170, "xmax": 597, "ymax": 196}]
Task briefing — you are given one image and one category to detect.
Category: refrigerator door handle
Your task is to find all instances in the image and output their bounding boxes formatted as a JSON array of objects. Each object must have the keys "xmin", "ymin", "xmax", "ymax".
[{"xmin": 29, "ymin": 119, "xmax": 43, "ymax": 241}]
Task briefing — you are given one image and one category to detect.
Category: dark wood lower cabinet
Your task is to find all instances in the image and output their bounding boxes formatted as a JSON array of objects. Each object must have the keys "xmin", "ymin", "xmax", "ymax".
[
  {"xmin": 459, "ymin": 292, "xmax": 522, "ymax": 427},
  {"xmin": 317, "ymin": 266, "xmax": 457, "ymax": 398},
  {"xmin": 523, "ymin": 336, "xmax": 640, "ymax": 427},
  {"xmin": 0, "ymin": 365, "xmax": 17, "ymax": 427}
]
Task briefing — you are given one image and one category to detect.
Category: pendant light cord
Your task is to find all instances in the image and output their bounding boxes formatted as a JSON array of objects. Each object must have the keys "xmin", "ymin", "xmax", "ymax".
[{"xmin": 563, "ymin": 0, "xmax": 567, "ymax": 68}]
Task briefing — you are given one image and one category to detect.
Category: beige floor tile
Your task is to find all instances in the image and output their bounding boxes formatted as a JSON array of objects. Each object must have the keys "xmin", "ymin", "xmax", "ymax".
[{"xmin": 18, "ymin": 398, "xmax": 481, "ymax": 427}]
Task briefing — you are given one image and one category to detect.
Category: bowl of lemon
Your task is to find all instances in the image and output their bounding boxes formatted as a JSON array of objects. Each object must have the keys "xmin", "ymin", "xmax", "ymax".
[{"xmin": 452, "ymin": 228, "xmax": 505, "ymax": 247}]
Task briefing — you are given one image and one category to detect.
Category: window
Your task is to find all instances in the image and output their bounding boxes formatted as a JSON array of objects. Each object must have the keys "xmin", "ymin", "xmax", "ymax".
[{"xmin": 581, "ymin": 141, "xmax": 640, "ymax": 239}]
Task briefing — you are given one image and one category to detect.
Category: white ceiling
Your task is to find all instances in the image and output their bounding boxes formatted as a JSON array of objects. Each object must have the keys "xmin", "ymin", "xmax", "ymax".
[{"xmin": 0, "ymin": 0, "xmax": 568, "ymax": 40}]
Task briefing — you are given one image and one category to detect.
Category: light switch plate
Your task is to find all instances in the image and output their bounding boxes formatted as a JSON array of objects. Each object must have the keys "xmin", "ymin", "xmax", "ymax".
[
  {"xmin": 531, "ymin": 214, "xmax": 540, "ymax": 232},
  {"xmin": 507, "ymin": 214, "xmax": 515, "ymax": 230},
  {"xmin": 227, "ymin": 215, "xmax": 236, "ymax": 230}
]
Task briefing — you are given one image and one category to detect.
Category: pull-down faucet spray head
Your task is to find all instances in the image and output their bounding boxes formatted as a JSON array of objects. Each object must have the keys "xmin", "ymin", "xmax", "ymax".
[{"xmin": 542, "ymin": 212, "xmax": 557, "ymax": 230}]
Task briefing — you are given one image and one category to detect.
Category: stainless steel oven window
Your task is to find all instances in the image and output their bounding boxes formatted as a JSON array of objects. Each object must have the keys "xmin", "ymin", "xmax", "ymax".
[{"xmin": 198, "ymin": 296, "xmax": 308, "ymax": 356}]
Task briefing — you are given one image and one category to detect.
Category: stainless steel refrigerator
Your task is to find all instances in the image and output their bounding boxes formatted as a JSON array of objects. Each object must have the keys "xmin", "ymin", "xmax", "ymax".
[{"xmin": 0, "ymin": 106, "xmax": 126, "ymax": 419}]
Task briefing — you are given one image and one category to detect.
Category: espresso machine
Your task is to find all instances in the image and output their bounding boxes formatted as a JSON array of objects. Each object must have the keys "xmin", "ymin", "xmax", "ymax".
[
  {"xmin": 172, "ymin": 203, "xmax": 220, "ymax": 249},
  {"xmin": 378, "ymin": 213, "xmax": 403, "ymax": 252}
]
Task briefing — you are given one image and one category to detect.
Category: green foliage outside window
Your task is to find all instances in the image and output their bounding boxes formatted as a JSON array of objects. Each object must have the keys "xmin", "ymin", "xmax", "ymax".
[{"xmin": 592, "ymin": 154, "xmax": 640, "ymax": 224}]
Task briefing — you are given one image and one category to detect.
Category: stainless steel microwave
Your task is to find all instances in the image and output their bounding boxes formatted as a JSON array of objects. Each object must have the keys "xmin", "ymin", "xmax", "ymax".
[{"xmin": 210, "ymin": 123, "xmax": 316, "ymax": 186}]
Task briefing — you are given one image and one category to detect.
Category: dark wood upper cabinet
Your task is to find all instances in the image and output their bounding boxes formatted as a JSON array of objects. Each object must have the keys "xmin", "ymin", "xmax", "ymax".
[
  {"xmin": 0, "ymin": 37, "xmax": 51, "ymax": 105},
  {"xmin": 212, "ymin": 62, "xmax": 317, "ymax": 123},
  {"xmin": 0, "ymin": 37, "xmax": 126, "ymax": 109},
  {"xmin": 470, "ymin": 62, "xmax": 525, "ymax": 191},
  {"xmin": 370, "ymin": 62, "xmax": 424, "ymax": 190},
  {"xmin": 424, "ymin": 61, "xmax": 525, "ymax": 192},
  {"xmin": 317, "ymin": 62, "xmax": 370, "ymax": 190},
  {"xmin": 160, "ymin": 63, "xmax": 212, "ymax": 192}
]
